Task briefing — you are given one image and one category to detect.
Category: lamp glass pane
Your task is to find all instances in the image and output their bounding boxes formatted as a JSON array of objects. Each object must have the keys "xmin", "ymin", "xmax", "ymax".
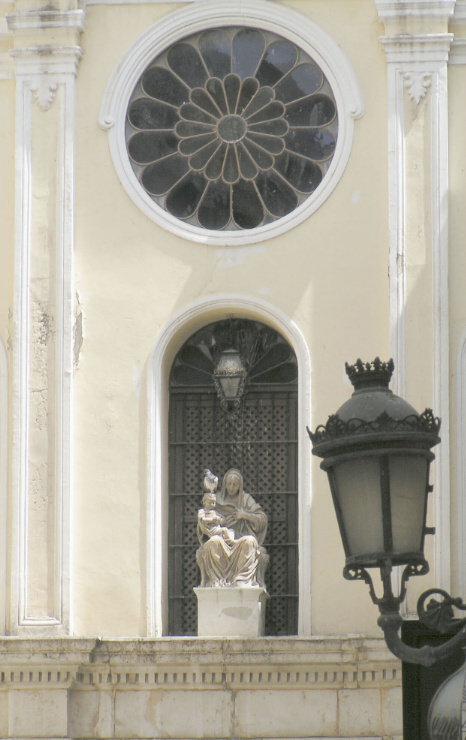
[
  {"xmin": 221, "ymin": 376, "xmax": 241, "ymax": 399},
  {"xmin": 333, "ymin": 457, "xmax": 384, "ymax": 557},
  {"xmin": 389, "ymin": 455, "xmax": 428, "ymax": 555}
]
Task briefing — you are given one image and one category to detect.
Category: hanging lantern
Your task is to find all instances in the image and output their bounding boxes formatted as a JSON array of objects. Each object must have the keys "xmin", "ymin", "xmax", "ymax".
[{"xmin": 213, "ymin": 348, "xmax": 247, "ymax": 409}]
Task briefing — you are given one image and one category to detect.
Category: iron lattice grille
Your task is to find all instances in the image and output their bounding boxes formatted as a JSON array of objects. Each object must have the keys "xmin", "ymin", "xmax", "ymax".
[{"xmin": 168, "ymin": 389, "xmax": 298, "ymax": 636}]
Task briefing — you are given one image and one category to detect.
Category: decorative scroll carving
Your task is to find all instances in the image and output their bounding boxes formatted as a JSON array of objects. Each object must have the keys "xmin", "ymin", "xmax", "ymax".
[
  {"xmin": 404, "ymin": 72, "xmax": 431, "ymax": 104},
  {"xmin": 30, "ymin": 77, "xmax": 58, "ymax": 111},
  {"xmin": 418, "ymin": 588, "xmax": 466, "ymax": 634}
]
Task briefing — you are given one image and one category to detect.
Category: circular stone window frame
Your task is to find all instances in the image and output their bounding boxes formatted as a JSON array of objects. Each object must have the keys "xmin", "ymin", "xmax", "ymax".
[{"xmin": 99, "ymin": 0, "xmax": 364, "ymax": 246}]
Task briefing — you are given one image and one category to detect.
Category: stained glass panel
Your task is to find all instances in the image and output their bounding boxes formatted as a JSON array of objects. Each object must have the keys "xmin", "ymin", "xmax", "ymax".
[{"xmin": 126, "ymin": 26, "xmax": 338, "ymax": 231}]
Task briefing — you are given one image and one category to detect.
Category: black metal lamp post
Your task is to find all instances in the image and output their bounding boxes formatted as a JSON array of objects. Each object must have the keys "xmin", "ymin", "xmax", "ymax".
[{"xmin": 308, "ymin": 358, "xmax": 466, "ymax": 739}]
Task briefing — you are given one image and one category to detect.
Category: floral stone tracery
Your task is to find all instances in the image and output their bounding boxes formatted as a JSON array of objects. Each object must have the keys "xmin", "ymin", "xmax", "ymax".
[{"xmin": 126, "ymin": 27, "xmax": 338, "ymax": 231}]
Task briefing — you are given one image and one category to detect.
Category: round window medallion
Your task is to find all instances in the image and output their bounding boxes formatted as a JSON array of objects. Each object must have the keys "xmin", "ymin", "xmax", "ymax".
[{"xmin": 126, "ymin": 27, "xmax": 338, "ymax": 232}]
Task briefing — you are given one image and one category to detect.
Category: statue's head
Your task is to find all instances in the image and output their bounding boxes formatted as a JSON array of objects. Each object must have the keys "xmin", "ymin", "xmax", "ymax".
[
  {"xmin": 202, "ymin": 492, "xmax": 216, "ymax": 509},
  {"xmin": 224, "ymin": 471, "xmax": 241, "ymax": 497}
]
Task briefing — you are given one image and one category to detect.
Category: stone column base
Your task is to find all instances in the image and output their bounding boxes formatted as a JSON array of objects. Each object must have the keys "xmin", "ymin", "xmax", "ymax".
[{"xmin": 194, "ymin": 586, "xmax": 268, "ymax": 637}]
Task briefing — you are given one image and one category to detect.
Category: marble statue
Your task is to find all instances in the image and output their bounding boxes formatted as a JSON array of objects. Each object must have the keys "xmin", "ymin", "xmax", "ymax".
[{"xmin": 196, "ymin": 468, "xmax": 268, "ymax": 588}]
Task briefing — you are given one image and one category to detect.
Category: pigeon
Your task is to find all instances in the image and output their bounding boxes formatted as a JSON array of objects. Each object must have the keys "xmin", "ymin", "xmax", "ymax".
[{"xmin": 203, "ymin": 469, "xmax": 218, "ymax": 493}]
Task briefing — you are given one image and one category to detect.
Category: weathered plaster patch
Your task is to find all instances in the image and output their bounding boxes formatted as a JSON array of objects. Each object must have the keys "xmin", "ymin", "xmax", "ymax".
[
  {"xmin": 38, "ymin": 311, "xmax": 52, "ymax": 344},
  {"xmin": 30, "ymin": 303, "xmax": 54, "ymax": 387},
  {"xmin": 215, "ymin": 245, "xmax": 265, "ymax": 268}
]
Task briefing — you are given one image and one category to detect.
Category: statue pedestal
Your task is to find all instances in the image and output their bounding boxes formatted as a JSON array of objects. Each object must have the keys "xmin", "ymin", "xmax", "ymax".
[{"xmin": 194, "ymin": 587, "xmax": 268, "ymax": 637}]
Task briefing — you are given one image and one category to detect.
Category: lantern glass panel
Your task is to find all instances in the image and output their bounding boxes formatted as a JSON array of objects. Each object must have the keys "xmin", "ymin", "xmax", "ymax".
[
  {"xmin": 333, "ymin": 456, "xmax": 384, "ymax": 557},
  {"xmin": 220, "ymin": 376, "xmax": 241, "ymax": 400},
  {"xmin": 389, "ymin": 455, "xmax": 428, "ymax": 555}
]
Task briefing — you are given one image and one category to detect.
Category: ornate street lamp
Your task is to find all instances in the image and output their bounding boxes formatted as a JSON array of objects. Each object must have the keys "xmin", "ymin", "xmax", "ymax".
[
  {"xmin": 308, "ymin": 358, "xmax": 466, "ymax": 738},
  {"xmin": 213, "ymin": 348, "xmax": 247, "ymax": 409}
]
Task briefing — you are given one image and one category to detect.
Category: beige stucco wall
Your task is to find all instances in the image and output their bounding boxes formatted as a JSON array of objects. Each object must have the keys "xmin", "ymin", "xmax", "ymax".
[
  {"xmin": 5, "ymin": 1, "xmax": 466, "ymax": 737},
  {"xmin": 3, "ymin": 0, "xmax": 466, "ymax": 642},
  {"xmin": 70, "ymin": 0, "xmax": 390, "ymax": 637}
]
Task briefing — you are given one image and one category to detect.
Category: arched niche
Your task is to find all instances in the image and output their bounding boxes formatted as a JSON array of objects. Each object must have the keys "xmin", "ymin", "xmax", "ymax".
[
  {"xmin": 146, "ymin": 296, "xmax": 312, "ymax": 636},
  {"xmin": 168, "ymin": 318, "xmax": 298, "ymax": 635}
]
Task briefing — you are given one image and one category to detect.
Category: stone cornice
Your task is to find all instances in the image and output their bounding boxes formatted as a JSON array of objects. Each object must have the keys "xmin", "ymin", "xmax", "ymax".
[
  {"xmin": 452, "ymin": 0, "xmax": 466, "ymax": 19},
  {"xmin": 450, "ymin": 0, "xmax": 466, "ymax": 61},
  {"xmin": 7, "ymin": 9, "xmax": 84, "ymax": 32},
  {"xmin": 0, "ymin": 638, "xmax": 97, "ymax": 689},
  {"xmin": 377, "ymin": 0, "xmax": 466, "ymax": 64},
  {"xmin": 376, "ymin": 0, "xmax": 456, "ymax": 19},
  {"xmin": 0, "ymin": 637, "xmax": 401, "ymax": 692},
  {"xmin": 379, "ymin": 32, "xmax": 454, "ymax": 62},
  {"xmin": 6, "ymin": 8, "xmax": 84, "ymax": 79},
  {"xmin": 11, "ymin": 45, "xmax": 83, "ymax": 71}
]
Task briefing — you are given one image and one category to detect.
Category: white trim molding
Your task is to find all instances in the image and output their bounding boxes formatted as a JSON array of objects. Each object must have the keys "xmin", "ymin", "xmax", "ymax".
[
  {"xmin": 450, "ymin": 0, "xmax": 466, "ymax": 63},
  {"xmin": 457, "ymin": 330, "xmax": 466, "ymax": 596},
  {"xmin": 147, "ymin": 296, "xmax": 312, "ymax": 636},
  {"xmin": 377, "ymin": 9, "xmax": 452, "ymax": 594},
  {"xmin": 0, "ymin": 339, "xmax": 8, "ymax": 634},
  {"xmin": 99, "ymin": 0, "xmax": 363, "ymax": 246},
  {"xmin": 0, "ymin": 16, "xmax": 13, "ymax": 80},
  {"xmin": 9, "ymin": 17, "xmax": 83, "ymax": 633}
]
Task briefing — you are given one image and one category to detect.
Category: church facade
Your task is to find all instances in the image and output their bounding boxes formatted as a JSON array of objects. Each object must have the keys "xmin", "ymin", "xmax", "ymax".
[{"xmin": 1, "ymin": 0, "xmax": 466, "ymax": 737}]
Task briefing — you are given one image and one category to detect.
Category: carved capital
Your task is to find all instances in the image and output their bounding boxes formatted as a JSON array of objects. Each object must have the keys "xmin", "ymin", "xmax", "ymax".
[
  {"xmin": 7, "ymin": 7, "xmax": 85, "ymax": 93},
  {"xmin": 404, "ymin": 71, "xmax": 432, "ymax": 102},
  {"xmin": 379, "ymin": 34, "xmax": 454, "ymax": 63},
  {"xmin": 11, "ymin": 45, "xmax": 83, "ymax": 109}
]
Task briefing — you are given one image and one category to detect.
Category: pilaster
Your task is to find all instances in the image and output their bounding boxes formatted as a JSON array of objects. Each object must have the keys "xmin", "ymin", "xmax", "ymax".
[
  {"xmin": 7, "ymin": 1, "xmax": 84, "ymax": 634},
  {"xmin": 376, "ymin": 0, "xmax": 454, "ymax": 599}
]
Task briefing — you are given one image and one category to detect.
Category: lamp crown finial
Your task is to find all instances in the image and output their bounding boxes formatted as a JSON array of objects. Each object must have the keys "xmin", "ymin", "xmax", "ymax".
[{"xmin": 345, "ymin": 357, "xmax": 394, "ymax": 391}]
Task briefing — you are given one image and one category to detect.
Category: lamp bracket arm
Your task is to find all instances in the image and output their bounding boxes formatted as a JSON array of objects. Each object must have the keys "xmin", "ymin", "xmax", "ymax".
[
  {"xmin": 378, "ymin": 613, "xmax": 437, "ymax": 667},
  {"xmin": 344, "ymin": 561, "xmax": 428, "ymax": 613},
  {"xmin": 417, "ymin": 588, "xmax": 466, "ymax": 633},
  {"xmin": 378, "ymin": 612, "xmax": 466, "ymax": 667},
  {"xmin": 343, "ymin": 566, "xmax": 381, "ymax": 606}
]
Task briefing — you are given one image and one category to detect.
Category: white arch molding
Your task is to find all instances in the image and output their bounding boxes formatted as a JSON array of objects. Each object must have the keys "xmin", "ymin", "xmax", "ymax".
[
  {"xmin": 100, "ymin": 0, "xmax": 363, "ymax": 247},
  {"xmin": 147, "ymin": 296, "xmax": 312, "ymax": 636}
]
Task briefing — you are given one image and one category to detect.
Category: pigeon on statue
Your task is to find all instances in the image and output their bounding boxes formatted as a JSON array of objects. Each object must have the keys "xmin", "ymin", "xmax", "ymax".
[{"xmin": 203, "ymin": 469, "xmax": 218, "ymax": 493}]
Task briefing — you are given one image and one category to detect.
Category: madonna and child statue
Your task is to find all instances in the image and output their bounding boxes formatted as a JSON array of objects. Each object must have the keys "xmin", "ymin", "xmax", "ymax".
[{"xmin": 194, "ymin": 468, "xmax": 269, "ymax": 636}]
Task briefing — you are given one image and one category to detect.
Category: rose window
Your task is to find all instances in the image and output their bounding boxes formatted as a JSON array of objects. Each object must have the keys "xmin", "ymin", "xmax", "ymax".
[{"xmin": 126, "ymin": 28, "xmax": 338, "ymax": 231}]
